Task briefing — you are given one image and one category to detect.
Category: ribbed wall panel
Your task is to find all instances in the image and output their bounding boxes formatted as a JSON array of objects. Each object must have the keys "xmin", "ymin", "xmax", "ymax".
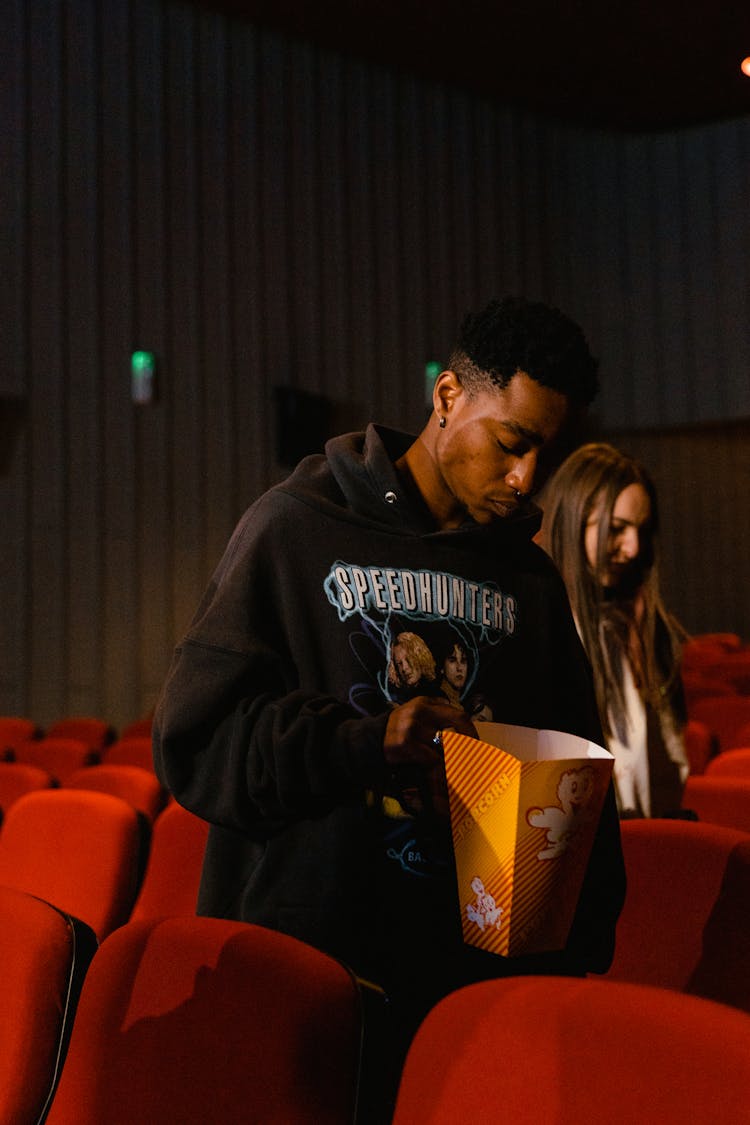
[
  {"xmin": 606, "ymin": 422, "xmax": 750, "ymax": 641},
  {"xmin": 1, "ymin": 0, "xmax": 749, "ymax": 727}
]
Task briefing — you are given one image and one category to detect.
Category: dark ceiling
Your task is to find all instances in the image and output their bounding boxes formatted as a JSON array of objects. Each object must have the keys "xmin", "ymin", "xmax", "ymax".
[{"xmin": 201, "ymin": 0, "xmax": 750, "ymax": 131}]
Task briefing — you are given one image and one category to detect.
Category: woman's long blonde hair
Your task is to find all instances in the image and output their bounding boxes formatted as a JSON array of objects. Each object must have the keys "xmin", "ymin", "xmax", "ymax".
[{"xmin": 540, "ymin": 442, "xmax": 686, "ymax": 742}]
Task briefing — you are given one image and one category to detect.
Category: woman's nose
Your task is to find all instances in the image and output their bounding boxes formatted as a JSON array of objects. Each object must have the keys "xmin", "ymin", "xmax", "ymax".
[{"xmin": 619, "ymin": 525, "xmax": 640, "ymax": 558}]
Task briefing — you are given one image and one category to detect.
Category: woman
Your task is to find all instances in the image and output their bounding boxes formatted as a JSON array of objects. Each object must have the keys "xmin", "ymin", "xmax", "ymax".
[{"xmin": 540, "ymin": 442, "xmax": 689, "ymax": 818}]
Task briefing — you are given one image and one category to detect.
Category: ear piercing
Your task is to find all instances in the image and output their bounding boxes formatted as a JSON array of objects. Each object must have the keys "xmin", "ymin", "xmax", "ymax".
[{"xmin": 439, "ymin": 416, "xmax": 446, "ymax": 428}]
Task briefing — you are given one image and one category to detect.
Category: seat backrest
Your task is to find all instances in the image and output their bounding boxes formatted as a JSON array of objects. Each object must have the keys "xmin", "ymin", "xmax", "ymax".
[
  {"xmin": 682, "ymin": 633, "xmax": 743, "ymax": 666},
  {"xmin": 682, "ymin": 775, "xmax": 750, "ymax": 833},
  {"xmin": 689, "ymin": 696, "xmax": 750, "ymax": 753},
  {"xmin": 0, "ymin": 761, "xmax": 56, "ymax": 817},
  {"xmin": 682, "ymin": 670, "xmax": 737, "ymax": 710},
  {"xmin": 392, "ymin": 975, "xmax": 750, "ymax": 1124},
  {"xmin": 13, "ymin": 738, "xmax": 100, "ymax": 785},
  {"xmin": 45, "ymin": 717, "xmax": 115, "ymax": 752},
  {"xmin": 0, "ymin": 717, "xmax": 41, "ymax": 755},
  {"xmin": 688, "ymin": 837, "xmax": 750, "ymax": 1012},
  {"xmin": 0, "ymin": 789, "xmax": 145, "ymax": 940},
  {"xmin": 705, "ymin": 747, "xmax": 750, "ymax": 778},
  {"xmin": 604, "ymin": 818, "xmax": 750, "ymax": 995},
  {"xmin": 45, "ymin": 916, "xmax": 369, "ymax": 1125},
  {"xmin": 66, "ymin": 764, "xmax": 167, "ymax": 822},
  {"xmin": 711, "ymin": 650, "xmax": 750, "ymax": 694},
  {"xmin": 683, "ymin": 718, "xmax": 715, "ymax": 774},
  {"xmin": 129, "ymin": 800, "xmax": 208, "ymax": 921},
  {"xmin": 102, "ymin": 735, "xmax": 156, "ymax": 772},
  {"xmin": 0, "ymin": 884, "xmax": 97, "ymax": 1125},
  {"xmin": 119, "ymin": 718, "xmax": 153, "ymax": 740}
]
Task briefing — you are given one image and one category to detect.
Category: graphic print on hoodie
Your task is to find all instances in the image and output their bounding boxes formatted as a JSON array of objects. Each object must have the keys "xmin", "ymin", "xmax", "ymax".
[{"xmin": 324, "ymin": 558, "xmax": 518, "ymax": 886}]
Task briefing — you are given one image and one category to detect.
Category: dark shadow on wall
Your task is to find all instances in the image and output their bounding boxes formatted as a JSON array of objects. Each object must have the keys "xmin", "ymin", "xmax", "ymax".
[{"xmin": 0, "ymin": 397, "xmax": 27, "ymax": 475}]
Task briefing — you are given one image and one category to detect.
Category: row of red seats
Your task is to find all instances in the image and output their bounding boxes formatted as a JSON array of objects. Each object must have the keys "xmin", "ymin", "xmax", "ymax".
[
  {"xmin": 5, "ymin": 815, "xmax": 750, "ymax": 1123},
  {"xmin": 681, "ymin": 633, "xmax": 750, "ymax": 830},
  {"xmin": 0, "ymin": 713, "xmax": 159, "ymax": 827},
  {"xmin": 396, "ymin": 812, "xmax": 750, "ymax": 1119},
  {"xmin": 3, "ymin": 903, "xmax": 380, "ymax": 1125},
  {"xmin": 683, "ymin": 631, "xmax": 750, "ymax": 694},
  {"xmin": 0, "ymin": 757, "xmax": 163, "ymax": 821},
  {"xmin": 0, "ymin": 789, "xmax": 208, "ymax": 942},
  {"xmin": 4, "ymin": 701, "xmax": 750, "ymax": 1121},
  {"xmin": 682, "ymin": 633, "xmax": 750, "ymax": 773},
  {"xmin": 393, "ymin": 973, "xmax": 750, "ymax": 1122},
  {"xmin": 0, "ymin": 714, "xmax": 152, "ymax": 754}
]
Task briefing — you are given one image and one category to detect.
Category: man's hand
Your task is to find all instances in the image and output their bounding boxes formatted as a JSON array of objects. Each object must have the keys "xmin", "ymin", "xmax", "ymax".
[
  {"xmin": 383, "ymin": 696, "xmax": 477, "ymax": 767},
  {"xmin": 383, "ymin": 696, "xmax": 477, "ymax": 818}
]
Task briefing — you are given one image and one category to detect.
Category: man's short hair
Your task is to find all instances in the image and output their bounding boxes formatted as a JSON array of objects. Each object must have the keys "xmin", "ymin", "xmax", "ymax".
[{"xmin": 449, "ymin": 296, "xmax": 599, "ymax": 406}]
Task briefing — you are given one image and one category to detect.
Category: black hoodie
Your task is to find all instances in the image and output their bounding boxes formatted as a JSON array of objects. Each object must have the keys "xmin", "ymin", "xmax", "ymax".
[{"xmin": 153, "ymin": 424, "xmax": 625, "ymax": 998}]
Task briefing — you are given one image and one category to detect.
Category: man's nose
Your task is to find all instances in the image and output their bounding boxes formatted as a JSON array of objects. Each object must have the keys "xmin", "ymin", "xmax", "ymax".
[{"xmin": 506, "ymin": 452, "xmax": 537, "ymax": 496}]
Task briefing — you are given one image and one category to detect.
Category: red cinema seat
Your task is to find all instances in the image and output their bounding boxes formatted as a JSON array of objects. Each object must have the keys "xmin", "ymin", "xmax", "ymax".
[
  {"xmin": 0, "ymin": 762, "xmax": 56, "ymax": 818},
  {"xmin": 0, "ymin": 717, "xmax": 41, "ymax": 758},
  {"xmin": 689, "ymin": 696, "xmax": 750, "ymax": 753},
  {"xmin": 682, "ymin": 775, "xmax": 750, "ymax": 834},
  {"xmin": 688, "ymin": 837, "xmax": 750, "ymax": 1012},
  {"xmin": 45, "ymin": 916, "xmax": 379, "ymax": 1125},
  {"xmin": 13, "ymin": 737, "xmax": 100, "ymax": 785},
  {"xmin": 392, "ymin": 976, "xmax": 750, "ymax": 1124},
  {"xmin": 119, "ymin": 718, "xmax": 153, "ymax": 740},
  {"xmin": 682, "ymin": 670, "xmax": 736, "ymax": 711},
  {"xmin": 705, "ymin": 748, "xmax": 750, "ymax": 778},
  {"xmin": 0, "ymin": 789, "xmax": 145, "ymax": 941},
  {"xmin": 683, "ymin": 718, "xmax": 715, "ymax": 775},
  {"xmin": 709, "ymin": 650, "xmax": 750, "ymax": 695},
  {"xmin": 604, "ymin": 819, "xmax": 750, "ymax": 1006},
  {"xmin": 45, "ymin": 717, "xmax": 115, "ymax": 752},
  {"xmin": 682, "ymin": 633, "xmax": 743, "ymax": 667},
  {"xmin": 129, "ymin": 801, "xmax": 208, "ymax": 921},
  {"xmin": 103, "ymin": 735, "xmax": 156, "ymax": 773},
  {"xmin": 66, "ymin": 764, "xmax": 167, "ymax": 822},
  {"xmin": 0, "ymin": 885, "xmax": 97, "ymax": 1125}
]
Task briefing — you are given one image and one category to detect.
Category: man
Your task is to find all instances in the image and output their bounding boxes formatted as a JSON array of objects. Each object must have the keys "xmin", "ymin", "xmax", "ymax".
[{"xmin": 153, "ymin": 296, "xmax": 625, "ymax": 1097}]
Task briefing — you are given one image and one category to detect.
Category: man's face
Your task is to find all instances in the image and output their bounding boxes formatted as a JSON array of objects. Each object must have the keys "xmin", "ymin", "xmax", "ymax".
[
  {"xmin": 435, "ymin": 370, "xmax": 569, "ymax": 527},
  {"xmin": 443, "ymin": 646, "xmax": 468, "ymax": 689}
]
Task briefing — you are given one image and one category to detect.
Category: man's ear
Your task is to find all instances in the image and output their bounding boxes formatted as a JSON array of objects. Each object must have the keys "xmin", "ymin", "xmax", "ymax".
[{"xmin": 434, "ymin": 369, "xmax": 464, "ymax": 419}]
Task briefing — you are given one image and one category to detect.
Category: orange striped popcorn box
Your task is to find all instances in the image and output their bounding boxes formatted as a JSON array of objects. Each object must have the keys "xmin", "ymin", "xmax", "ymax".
[{"xmin": 442, "ymin": 721, "xmax": 613, "ymax": 957}]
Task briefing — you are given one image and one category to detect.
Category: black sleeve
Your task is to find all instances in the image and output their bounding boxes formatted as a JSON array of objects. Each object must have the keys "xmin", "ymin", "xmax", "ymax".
[{"xmin": 152, "ymin": 506, "xmax": 389, "ymax": 837}]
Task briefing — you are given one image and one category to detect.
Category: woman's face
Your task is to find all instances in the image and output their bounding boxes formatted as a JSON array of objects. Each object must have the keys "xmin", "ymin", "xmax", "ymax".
[{"xmin": 584, "ymin": 482, "xmax": 652, "ymax": 589}]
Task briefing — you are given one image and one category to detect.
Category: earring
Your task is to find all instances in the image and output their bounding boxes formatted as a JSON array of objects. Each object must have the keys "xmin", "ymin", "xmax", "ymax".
[{"xmin": 439, "ymin": 415, "xmax": 446, "ymax": 428}]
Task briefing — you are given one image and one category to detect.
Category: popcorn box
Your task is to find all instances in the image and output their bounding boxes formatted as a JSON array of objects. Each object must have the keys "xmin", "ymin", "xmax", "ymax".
[{"xmin": 442, "ymin": 721, "xmax": 613, "ymax": 958}]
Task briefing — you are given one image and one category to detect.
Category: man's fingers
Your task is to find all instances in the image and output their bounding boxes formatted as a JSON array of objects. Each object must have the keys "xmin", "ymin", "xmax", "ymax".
[{"xmin": 383, "ymin": 696, "xmax": 477, "ymax": 765}]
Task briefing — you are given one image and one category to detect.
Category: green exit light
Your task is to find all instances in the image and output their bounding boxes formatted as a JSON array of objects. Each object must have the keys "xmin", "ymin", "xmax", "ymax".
[
  {"xmin": 131, "ymin": 350, "xmax": 157, "ymax": 403},
  {"xmin": 425, "ymin": 359, "xmax": 441, "ymax": 406},
  {"xmin": 131, "ymin": 350, "xmax": 155, "ymax": 372}
]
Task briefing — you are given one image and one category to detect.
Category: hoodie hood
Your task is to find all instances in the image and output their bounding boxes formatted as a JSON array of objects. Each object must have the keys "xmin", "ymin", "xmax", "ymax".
[{"xmin": 278, "ymin": 423, "xmax": 543, "ymax": 544}]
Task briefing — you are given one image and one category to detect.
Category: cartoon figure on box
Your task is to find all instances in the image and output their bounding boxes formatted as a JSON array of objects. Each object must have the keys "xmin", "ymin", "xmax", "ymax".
[
  {"xmin": 466, "ymin": 876, "xmax": 503, "ymax": 932},
  {"xmin": 526, "ymin": 766, "xmax": 596, "ymax": 860}
]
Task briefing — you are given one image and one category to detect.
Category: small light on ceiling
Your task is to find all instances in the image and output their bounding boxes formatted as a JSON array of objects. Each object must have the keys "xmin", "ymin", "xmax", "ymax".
[{"xmin": 741, "ymin": 57, "xmax": 750, "ymax": 77}]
